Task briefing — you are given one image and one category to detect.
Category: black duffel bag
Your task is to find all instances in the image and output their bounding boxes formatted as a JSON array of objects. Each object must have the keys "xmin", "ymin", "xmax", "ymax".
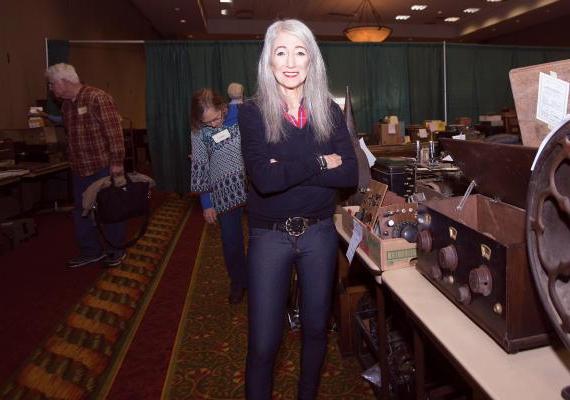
[{"xmin": 94, "ymin": 175, "xmax": 151, "ymax": 249}]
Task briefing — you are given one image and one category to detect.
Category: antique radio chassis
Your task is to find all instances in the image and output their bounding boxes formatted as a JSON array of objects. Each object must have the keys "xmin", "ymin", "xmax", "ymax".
[
  {"xmin": 416, "ymin": 139, "xmax": 551, "ymax": 353},
  {"xmin": 371, "ymin": 157, "xmax": 415, "ymax": 200}
]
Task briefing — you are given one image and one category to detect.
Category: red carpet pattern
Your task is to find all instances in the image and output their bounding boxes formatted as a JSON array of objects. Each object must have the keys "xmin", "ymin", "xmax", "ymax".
[
  {"xmin": 1, "ymin": 195, "xmax": 191, "ymax": 400},
  {"xmin": 162, "ymin": 222, "xmax": 375, "ymax": 399}
]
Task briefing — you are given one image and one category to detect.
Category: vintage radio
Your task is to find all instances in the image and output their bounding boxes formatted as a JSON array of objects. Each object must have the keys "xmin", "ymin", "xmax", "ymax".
[
  {"xmin": 416, "ymin": 138, "xmax": 552, "ymax": 353},
  {"xmin": 371, "ymin": 157, "xmax": 415, "ymax": 200}
]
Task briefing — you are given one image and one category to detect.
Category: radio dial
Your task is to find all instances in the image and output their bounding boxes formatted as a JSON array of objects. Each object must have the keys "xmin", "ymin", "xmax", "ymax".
[
  {"xmin": 469, "ymin": 265, "xmax": 493, "ymax": 296},
  {"xmin": 417, "ymin": 230, "xmax": 433, "ymax": 252},
  {"xmin": 439, "ymin": 245, "xmax": 459, "ymax": 271}
]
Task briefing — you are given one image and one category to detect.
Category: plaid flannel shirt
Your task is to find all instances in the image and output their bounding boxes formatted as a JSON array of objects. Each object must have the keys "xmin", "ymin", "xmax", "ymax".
[{"xmin": 62, "ymin": 85, "xmax": 125, "ymax": 177}]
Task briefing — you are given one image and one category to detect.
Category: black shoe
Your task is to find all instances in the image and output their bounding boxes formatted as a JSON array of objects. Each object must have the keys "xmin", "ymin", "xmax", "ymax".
[
  {"xmin": 102, "ymin": 253, "xmax": 126, "ymax": 268},
  {"xmin": 228, "ymin": 287, "xmax": 246, "ymax": 305},
  {"xmin": 66, "ymin": 254, "xmax": 106, "ymax": 268}
]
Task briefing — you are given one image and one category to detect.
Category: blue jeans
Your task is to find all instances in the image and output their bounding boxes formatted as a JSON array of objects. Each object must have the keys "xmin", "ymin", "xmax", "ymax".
[
  {"xmin": 73, "ymin": 168, "xmax": 126, "ymax": 258},
  {"xmin": 219, "ymin": 207, "xmax": 247, "ymax": 290},
  {"xmin": 245, "ymin": 218, "xmax": 337, "ymax": 400}
]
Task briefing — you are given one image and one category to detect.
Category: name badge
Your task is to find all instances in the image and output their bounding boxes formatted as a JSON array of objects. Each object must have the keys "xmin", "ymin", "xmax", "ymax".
[
  {"xmin": 77, "ymin": 106, "xmax": 88, "ymax": 115},
  {"xmin": 212, "ymin": 129, "xmax": 231, "ymax": 143}
]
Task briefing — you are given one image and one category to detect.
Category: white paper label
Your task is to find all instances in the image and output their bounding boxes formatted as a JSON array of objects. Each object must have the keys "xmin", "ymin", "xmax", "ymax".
[
  {"xmin": 212, "ymin": 129, "xmax": 231, "ymax": 143},
  {"xmin": 536, "ymin": 72, "xmax": 569, "ymax": 127},
  {"xmin": 388, "ymin": 123, "xmax": 396, "ymax": 134},
  {"xmin": 77, "ymin": 106, "xmax": 87, "ymax": 115},
  {"xmin": 346, "ymin": 222, "xmax": 363, "ymax": 264},
  {"xmin": 418, "ymin": 128, "xmax": 428, "ymax": 138}
]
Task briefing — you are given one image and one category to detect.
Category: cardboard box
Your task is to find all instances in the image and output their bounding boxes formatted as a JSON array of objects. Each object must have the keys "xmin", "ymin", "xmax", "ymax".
[
  {"xmin": 375, "ymin": 123, "xmax": 403, "ymax": 146},
  {"xmin": 340, "ymin": 206, "xmax": 416, "ymax": 271}
]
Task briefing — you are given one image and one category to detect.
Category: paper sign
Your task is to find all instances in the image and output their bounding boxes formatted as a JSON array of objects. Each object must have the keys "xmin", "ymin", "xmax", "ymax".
[
  {"xmin": 346, "ymin": 222, "xmax": 363, "ymax": 264},
  {"xmin": 77, "ymin": 106, "xmax": 87, "ymax": 115},
  {"xmin": 388, "ymin": 123, "xmax": 396, "ymax": 134},
  {"xmin": 418, "ymin": 128, "xmax": 428, "ymax": 138},
  {"xmin": 359, "ymin": 138, "xmax": 376, "ymax": 167},
  {"xmin": 536, "ymin": 72, "xmax": 569, "ymax": 127}
]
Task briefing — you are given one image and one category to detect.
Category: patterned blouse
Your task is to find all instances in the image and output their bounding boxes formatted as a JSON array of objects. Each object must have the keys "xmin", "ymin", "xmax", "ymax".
[{"xmin": 190, "ymin": 106, "xmax": 247, "ymax": 214}]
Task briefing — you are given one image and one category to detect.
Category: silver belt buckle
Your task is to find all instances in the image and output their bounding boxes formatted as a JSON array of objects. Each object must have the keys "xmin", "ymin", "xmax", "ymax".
[{"xmin": 285, "ymin": 217, "xmax": 308, "ymax": 237}]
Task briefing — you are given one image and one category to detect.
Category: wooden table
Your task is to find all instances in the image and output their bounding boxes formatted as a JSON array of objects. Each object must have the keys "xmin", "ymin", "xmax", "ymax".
[{"xmin": 0, "ymin": 162, "xmax": 70, "ymax": 219}]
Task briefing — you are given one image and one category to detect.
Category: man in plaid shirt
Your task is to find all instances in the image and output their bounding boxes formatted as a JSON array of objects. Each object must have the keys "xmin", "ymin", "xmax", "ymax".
[{"xmin": 44, "ymin": 63, "xmax": 126, "ymax": 268}]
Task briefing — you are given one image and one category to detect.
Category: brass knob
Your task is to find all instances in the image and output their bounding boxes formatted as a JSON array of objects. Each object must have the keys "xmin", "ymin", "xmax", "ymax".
[
  {"xmin": 469, "ymin": 265, "xmax": 493, "ymax": 297},
  {"xmin": 456, "ymin": 285, "xmax": 472, "ymax": 305},
  {"xmin": 417, "ymin": 230, "xmax": 433, "ymax": 252},
  {"xmin": 439, "ymin": 245, "xmax": 458, "ymax": 271}
]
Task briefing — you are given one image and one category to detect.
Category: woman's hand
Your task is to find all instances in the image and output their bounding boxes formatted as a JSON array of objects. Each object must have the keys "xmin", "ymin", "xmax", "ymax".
[
  {"xmin": 323, "ymin": 153, "xmax": 342, "ymax": 169},
  {"xmin": 203, "ymin": 208, "xmax": 217, "ymax": 224}
]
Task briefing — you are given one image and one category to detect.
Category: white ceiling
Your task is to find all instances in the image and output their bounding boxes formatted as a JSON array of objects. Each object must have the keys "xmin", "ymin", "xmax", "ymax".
[{"xmin": 130, "ymin": 0, "xmax": 570, "ymax": 42}]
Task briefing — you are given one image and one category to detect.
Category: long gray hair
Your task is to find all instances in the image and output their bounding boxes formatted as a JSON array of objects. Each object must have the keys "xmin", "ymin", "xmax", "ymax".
[{"xmin": 255, "ymin": 19, "xmax": 333, "ymax": 143}]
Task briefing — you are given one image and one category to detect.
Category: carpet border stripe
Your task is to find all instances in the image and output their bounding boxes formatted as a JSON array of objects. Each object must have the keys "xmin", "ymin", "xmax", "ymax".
[
  {"xmin": 95, "ymin": 202, "xmax": 193, "ymax": 399},
  {"xmin": 160, "ymin": 222, "xmax": 209, "ymax": 400}
]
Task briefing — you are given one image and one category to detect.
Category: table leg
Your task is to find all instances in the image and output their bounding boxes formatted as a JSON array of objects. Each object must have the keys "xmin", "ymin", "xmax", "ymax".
[
  {"xmin": 375, "ymin": 284, "xmax": 390, "ymax": 399},
  {"xmin": 414, "ymin": 329, "xmax": 426, "ymax": 400}
]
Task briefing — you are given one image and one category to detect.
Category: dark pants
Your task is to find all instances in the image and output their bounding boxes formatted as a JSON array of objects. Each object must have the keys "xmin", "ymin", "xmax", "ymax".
[
  {"xmin": 219, "ymin": 207, "xmax": 247, "ymax": 290},
  {"xmin": 245, "ymin": 218, "xmax": 337, "ymax": 400},
  {"xmin": 72, "ymin": 168, "xmax": 126, "ymax": 258}
]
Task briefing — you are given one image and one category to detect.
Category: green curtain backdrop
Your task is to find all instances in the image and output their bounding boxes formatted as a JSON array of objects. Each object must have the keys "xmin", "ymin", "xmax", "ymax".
[
  {"xmin": 145, "ymin": 40, "xmax": 570, "ymax": 192},
  {"xmin": 445, "ymin": 43, "xmax": 570, "ymax": 123},
  {"xmin": 145, "ymin": 41, "xmax": 260, "ymax": 193},
  {"xmin": 321, "ymin": 42, "xmax": 443, "ymax": 134}
]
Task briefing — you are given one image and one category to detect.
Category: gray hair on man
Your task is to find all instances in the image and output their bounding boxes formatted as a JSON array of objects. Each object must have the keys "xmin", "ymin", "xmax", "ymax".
[
  {"xmin": 45, "ymin": 63, "xmax": 80, "ymax": 83},
  {"xmin": 255, "ymin": 19, "xmax": 333, "ymax": 144}
]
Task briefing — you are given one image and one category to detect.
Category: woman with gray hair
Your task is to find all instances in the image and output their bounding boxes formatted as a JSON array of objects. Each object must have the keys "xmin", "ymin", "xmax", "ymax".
[{"xmin": 238, "ymin": 19, "xmax": 357, "ymax": 399}]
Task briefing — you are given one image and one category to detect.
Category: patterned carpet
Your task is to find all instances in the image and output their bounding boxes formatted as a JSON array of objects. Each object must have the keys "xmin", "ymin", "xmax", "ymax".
[
  {"xmin": 162, "ymin": 222, "xmax": 375, "ymax": 399},
  {"xmin": 1, "ymin": 194, "xmax": 191, "ymax": 400}
]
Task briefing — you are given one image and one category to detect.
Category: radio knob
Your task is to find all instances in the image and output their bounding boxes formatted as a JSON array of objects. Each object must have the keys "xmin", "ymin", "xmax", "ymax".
[
  {"xmin": 431, "ymin": 265, "xmax": 442, "ymax": 280},
  {"xmin": 439, "ymin": 245, "xmax": 458, "ymax": 271},
  {"xmin": 417, "ymin": 230, "xmax": 433, "ymax": 252},
  {"xmin": 456, "ymin": 285, "xmax": 472, "ymax": 305},
  {"xmin": 469, "ymin": 265, "xmax": 493, "ymax": 296}
]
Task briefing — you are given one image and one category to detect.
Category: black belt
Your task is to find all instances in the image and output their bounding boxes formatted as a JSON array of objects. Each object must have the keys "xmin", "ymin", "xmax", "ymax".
[{"xmin": 251, "ymin": 217, "xmax": 320, "ymax": 237}]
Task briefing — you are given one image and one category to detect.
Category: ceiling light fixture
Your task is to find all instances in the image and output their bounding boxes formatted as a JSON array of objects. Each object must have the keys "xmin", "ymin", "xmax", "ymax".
[
  {"xmin": 486, "ymin": 0, "xmax": 503, "ymax": 2},
  {"xmin": 410, "ymin": 5, "xmax": 427, "ymax": 11},
  {"xmin": 220, "ymin": 0, "xmax": 233, "ymax": 3},
  {"xmin": 463, "ymin": 8, "xmax": 480, "ymax": 13},
  {"xmin": 395, "ymin": 15, "xmax": 410, "ymax": 20},
  {"xmin": 444, "ymin": 17, "xmax": 460, "ymax": 22},
  {"xmin": 344, "ymin": 0, "xmax": 392, "ymax": 43},
  {"xmin": 221, "ymin": 9, "xmax": 228, "ymax": 15},
  {"xmin": 180, "ymin": 19, "xmax": 187, "ymax": 23}
]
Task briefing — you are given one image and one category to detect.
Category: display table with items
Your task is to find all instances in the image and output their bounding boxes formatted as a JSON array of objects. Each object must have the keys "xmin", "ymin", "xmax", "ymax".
[{"xmin": 335, "ymin": 216, "xmax": 570, "ymax": 400}]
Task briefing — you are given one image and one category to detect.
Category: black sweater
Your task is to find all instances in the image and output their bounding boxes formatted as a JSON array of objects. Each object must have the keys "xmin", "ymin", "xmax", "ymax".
[{"xmin": 238, "ymin": 100, "xmax": 358, "ymax": 224}]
